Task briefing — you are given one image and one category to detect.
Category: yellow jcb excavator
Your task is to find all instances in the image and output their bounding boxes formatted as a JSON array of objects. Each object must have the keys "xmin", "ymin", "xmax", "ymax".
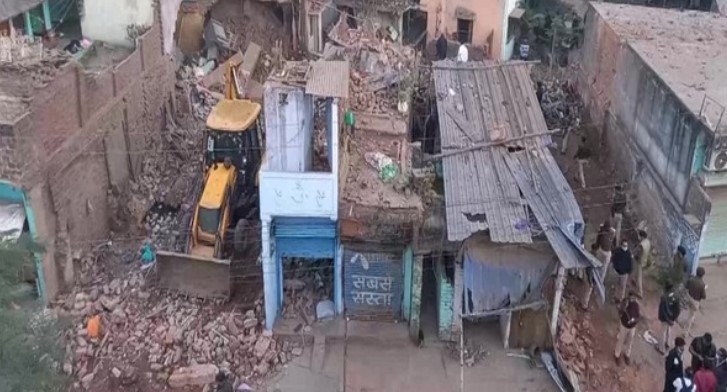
[{"xmin": 156, "ymin": 62, "xmax": 263, "ymax": 299}]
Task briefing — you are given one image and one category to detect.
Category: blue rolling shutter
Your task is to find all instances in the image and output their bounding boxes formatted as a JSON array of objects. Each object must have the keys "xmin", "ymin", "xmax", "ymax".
[{"xmin": 273, "ymin": 217, "xmax": 337, "ymax": 259}]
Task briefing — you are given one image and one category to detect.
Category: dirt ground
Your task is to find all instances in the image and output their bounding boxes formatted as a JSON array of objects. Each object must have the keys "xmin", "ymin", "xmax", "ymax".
[
  {"xmin": 542, "ymin": 59, "xmax": 725, "ymax": 391},
  {"xmin": 268, "ymin": 321, "xmax": 558, "ymax": 392}
]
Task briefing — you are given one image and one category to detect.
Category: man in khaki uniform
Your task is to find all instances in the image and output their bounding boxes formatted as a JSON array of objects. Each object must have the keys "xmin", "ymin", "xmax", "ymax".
[
  {"xmin": 615, "ymin": 292, "xmax": 640, "ymax": 365},
  {"xmin": 633, "ymin": 230, "xmax": 651, "ymax": 298},
  {"xmin": 685, "ymin": 267, "xmax": 707, "ymax": 337}
]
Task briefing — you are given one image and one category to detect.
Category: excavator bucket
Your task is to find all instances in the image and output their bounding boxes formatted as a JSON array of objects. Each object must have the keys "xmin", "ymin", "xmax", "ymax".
[
  {"xmin": 155, "ymin": 251, "xmax": 231, "ymax": 299},
  {"xmin": 206, "ymin": 99, "xmax": 261, "ymax": 132}
]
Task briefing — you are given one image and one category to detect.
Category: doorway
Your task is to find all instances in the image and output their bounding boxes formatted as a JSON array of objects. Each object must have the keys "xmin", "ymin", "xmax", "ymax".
[
  {"xmin": 420, "ymin": 254, "xmax": 438, "ymax": 340},
  {"xmin": 280, "ymin": 257, "xmax": 335, "ymax": 323}
]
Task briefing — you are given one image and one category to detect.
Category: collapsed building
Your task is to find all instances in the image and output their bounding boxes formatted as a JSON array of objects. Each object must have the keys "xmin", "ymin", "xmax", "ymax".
[
  {"xmin": 255, "ymin": 24, "xmax": 430, "ymax": 338},
  {"xmin": 0, "ymin": 0, "xmax": 178, "ymax": 301},
  {"xmin": 578, "ymin": 3, "xmax": 727, "ymax": 267},
  {"xmin": 298, "ymin": 0, "xmax": 526, "ymax": 61}
]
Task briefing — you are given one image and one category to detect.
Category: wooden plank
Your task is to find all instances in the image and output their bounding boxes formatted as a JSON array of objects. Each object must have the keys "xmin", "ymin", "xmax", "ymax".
[
  {"xmin": 425, "ymin": 129, "xmax": 561, "ymax": 161},
  {"xmin": 461, "ymin": 299, "xmax": 547, "ymax": 318}
]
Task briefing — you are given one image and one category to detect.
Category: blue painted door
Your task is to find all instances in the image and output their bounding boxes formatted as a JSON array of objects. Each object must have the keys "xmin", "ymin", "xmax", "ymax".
[{"xmin": 343, "ymin": 247, "xmax": 403, "ymax": 320}]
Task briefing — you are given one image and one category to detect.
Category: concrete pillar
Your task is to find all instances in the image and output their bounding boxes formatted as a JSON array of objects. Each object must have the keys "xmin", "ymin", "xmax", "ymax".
[
  {"xmin": 261, "ymin": 219, "xmax": 278, "ymax": 330},
  {"xmin": 42, "ymin": 1, "xmax": 51, "ymax": 31},
  {"xmin": 408, "ymin": 253, "xmax": 423, "ymax": 340},
  {"xmin": 24, "ymin": 12, "xmax": 33, "ymax": 37},
  {"xmin": 334, "ymin": 242, "xmax": 343, "ymax": 314}
]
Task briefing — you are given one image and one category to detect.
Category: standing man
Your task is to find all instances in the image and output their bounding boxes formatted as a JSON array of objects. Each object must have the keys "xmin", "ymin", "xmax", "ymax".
[
  {"xmin": 690, "ymin": 332, "xmax": 717, "ymax": 371},
  {"xmin": 634, "ymin": 230, "xmax": 651, "ymax": 297},
  {"xmin": 571, "ymin": 137, "xmax": 591, "ymax": 189},
  {"xmin": 664, "ymin": 337, "xmax": 686, "ymax": 392},
  {"xmin": 596, "ymin": 220, "xmax": 616, "ymax": 283},
  {"xmin": 436, "ymin": 33, "xmax": 448, "ymax": 60},
  {"xmin": 671, "ymin": 246, "xmax": 689, "ymax": 288},
  {"xmin": 614, "ymin": 292, "xmax": 640, "ymax": 365},
  {"xmin": 612, "ymin": 185, "xmax": 627, "ymax": 245},
  {"xmin": 685, "ymin": 267, "xmax": 707, "ymax": 336},
  {"xmin": 612, "ymin": 239, "xmax": 634, "ymax": 302},
  {"xmin": 658, "ymin": 283, "xmax": 681, "ymax": 354},
  {"xmin": 581, "ymin": 243, "xmax": 600, "ymax": 309}
]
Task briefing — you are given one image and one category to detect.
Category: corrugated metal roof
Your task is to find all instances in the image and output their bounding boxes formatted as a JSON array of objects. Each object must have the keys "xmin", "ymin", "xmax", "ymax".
[
  {"xmin": 504, "ymin": 150, "xmax": 598, "ymax": 270},
  {"xmin": 306, "ymin": 61, "xmax": 350, "ymax": 99},
  {"xmin": 433, "ymin": 60, "xmax": 552, "ymax": 243},
  {"xmin": 0, "ymin": 0, "xmax": 43, "ymax": 23},
  {"xmin": 432, "ymin": 61, "xmax": 603, "ymax": 277}
]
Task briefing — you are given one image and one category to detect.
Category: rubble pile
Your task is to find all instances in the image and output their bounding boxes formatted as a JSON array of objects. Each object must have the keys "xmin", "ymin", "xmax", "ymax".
[
  {"xmin": 58, "ymin": 265, "xmax": 302, "ymax": 390},
  {"xmin": 556, "ymin": 295, "xmax": 595, "ymax": 384},
  {"xmin": 531, "ymin": 65, "xmax": 584, "ymax": 131},
  {"xmin": 0, "ymin": 50, "xmax": 70, "ymax": 88},
  {"xmin": 446, "ymin": 340, "xmax": 489, "ymax": 367},
  {"xmin": 281, "ymin": 260, "xmax": 334, "ymax": 324},
  {"xmin": 325, "ymin": 14, "xmax": 416, "ymax": 115},
  {"xmin": 176, "ymin": 65, "xmax": 219, "ymax": 120}
]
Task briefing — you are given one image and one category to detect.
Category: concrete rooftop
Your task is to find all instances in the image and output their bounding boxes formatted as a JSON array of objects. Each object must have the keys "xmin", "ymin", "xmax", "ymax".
[{"xmin": 593, "ymin": 3, "xmax": 727, "ymax": 127}]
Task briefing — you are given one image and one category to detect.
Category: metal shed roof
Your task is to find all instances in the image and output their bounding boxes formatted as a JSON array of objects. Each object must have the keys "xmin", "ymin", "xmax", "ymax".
[{"xmin": 432, "ymin": 60, "xmax": 600, "ymax": 271}]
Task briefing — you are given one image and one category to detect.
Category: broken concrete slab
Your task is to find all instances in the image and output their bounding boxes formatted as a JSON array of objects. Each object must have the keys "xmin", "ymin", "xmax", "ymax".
[{"xmin": 168, "ymin": 364, "xmax": 218, "ymax": 388}]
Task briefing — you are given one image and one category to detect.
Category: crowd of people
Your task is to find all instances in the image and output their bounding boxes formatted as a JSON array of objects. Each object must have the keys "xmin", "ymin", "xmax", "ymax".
[
  {"xmin": 661, "ymin": 333, "xmax": 727, "ymax": 392},
  {"xmin": 578, "ymin": 185, "xmax": 724, "ymax": 391}
]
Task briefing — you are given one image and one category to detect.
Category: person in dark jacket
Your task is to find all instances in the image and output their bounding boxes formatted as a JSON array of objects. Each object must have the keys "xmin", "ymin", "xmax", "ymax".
[
  {"xmin": 612, "ymin": 239, "xmax": 634, "ymax": 302},
  {"xmin": 665, "ymin": 337, "xmax": 686, "ymax": 392},
  {"xmin": 691, "ymin": 333, "xmax": 717, "ymax": 371},
  {"xmin": 436, "ymin": 34, "xmax": 448, "ymax": 60},
  {"xmin": 615, "ymin": 292, "xmax": 640, "ymax": 365},
  {"xmin": 659, "ymin": 283, "xmax": 681, "ymax": 353},
  {"xmin": 215, "ymin": 371, "xmax": 234, "ymax": 392},
  {"xmin": 715, "ymin": 348, "xmax": 727, "ymax": 392}
]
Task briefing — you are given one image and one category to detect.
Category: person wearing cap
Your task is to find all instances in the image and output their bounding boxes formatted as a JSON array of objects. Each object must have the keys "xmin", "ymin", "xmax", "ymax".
[
  {"xmin": 664, "ymin": 337, "xmax": 686, "ymax": 392},
  {"xmin": 615, "ymin": 292, "xmax": 640, "ymax": 365}
]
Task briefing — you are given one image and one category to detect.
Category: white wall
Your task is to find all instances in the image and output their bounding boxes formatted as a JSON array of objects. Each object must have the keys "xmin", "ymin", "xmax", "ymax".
[
  {"xmin": 263, "ymin": 85, "xmax": 314, "ymax": 173},
  {"xmin": 259, "ymin": 95, "xmax": 339, "ymax": 222},
  {"xmin": 160, "ymin": 0, "xmax": 182, "ymax": 54},
  {"xmin": 501, "ymin": 0, "xmax": 519, "ymax": 60},
  {"xmin": 81, "ymin": 0, "xmax": 155, "ymax": 47}
]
